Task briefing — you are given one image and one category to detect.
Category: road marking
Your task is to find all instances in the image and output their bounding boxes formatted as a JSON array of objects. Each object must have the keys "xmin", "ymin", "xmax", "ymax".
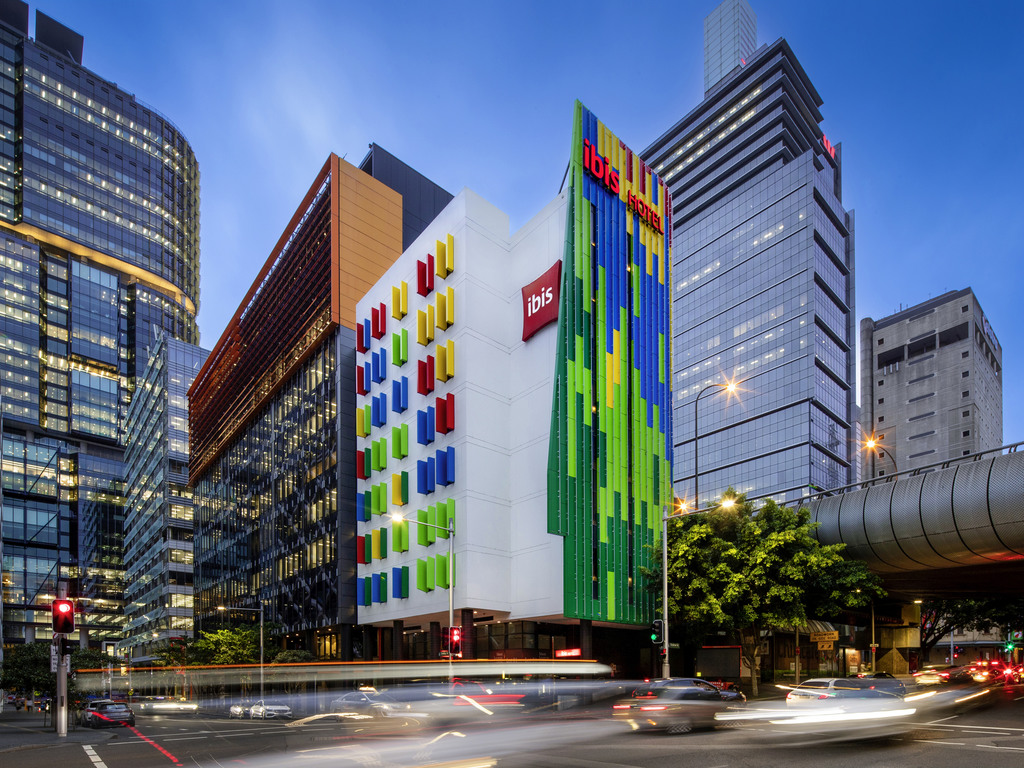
[
  {"xmin": 82, "ymin": 745, "xmax": 109, "ymax": 768},
  {"xmin": 914, "ymin": 740, "xmax": 964, "ymax": 746},
  {"xmin": 977, "ymin": 744, "xmax": 1024, "ymax": 751}
]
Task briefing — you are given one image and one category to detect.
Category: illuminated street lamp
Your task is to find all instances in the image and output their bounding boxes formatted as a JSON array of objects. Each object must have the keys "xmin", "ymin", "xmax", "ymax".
[
  {"xmin": 693, "ymin": 379, "xmax": 740, "ymax": 510},
  {"xmin": 864, "ymin": 434, "xmax": 899, "ymax": 480},
  {"xmin": 218, "ymin": 603, "xmax": 264, "ymax": 700}
]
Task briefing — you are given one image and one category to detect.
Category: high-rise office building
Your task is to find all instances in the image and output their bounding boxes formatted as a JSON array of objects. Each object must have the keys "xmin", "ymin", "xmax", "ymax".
[
  {"xmin": 121, "ymin": 334, "xmax": 208, "ymax": 663},
  {"xmin": 859, "ymin": 288, "xmax": 1002, "ymax": 478},
  {"xmin": 0, "ymin": 4, "xmax": 199, "ymax": 653},
  {"xmin": 642, "ymin": 2, "xmax": 856, "ymax": 506},
  {"xmin": 190, "ymin": 149, "xmax": 450, "ymax": 657}
]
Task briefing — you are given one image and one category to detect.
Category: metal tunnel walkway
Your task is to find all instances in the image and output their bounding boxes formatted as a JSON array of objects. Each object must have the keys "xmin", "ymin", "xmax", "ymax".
[{"xmin": 803, "ymin": 444, "xmax": 1024, "ymax": 597}]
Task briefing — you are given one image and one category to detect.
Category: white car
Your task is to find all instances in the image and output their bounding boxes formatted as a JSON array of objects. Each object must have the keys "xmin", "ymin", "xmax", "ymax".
[{"xmin": 249, "ymin": 700, "xmax": 292, "ymax": 719}]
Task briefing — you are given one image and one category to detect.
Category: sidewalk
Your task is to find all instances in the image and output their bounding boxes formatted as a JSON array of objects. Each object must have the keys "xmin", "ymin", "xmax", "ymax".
[{"xmin": 0, "ymin": 707, "xmax": 113, "ymax": 752}]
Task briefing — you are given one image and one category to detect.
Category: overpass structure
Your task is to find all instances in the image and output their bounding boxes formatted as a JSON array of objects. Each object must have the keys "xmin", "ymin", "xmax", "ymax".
[{"xmin": 802, "ymin": 443, "xmax": 1024, "ymax": 598}]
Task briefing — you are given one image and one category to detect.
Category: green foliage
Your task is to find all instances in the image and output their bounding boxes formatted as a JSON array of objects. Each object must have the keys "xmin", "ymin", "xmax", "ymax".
[
  {"xmin": 270, "ymin": 649, "xmax": 315, "ymax": 664},
  {"xmin": 658, "ymin": 493, "xmax": 885, "ymax": 696},
  {"xmin": 0, "ymin": 641, "xmax": 54, "ymax": 695},
  {"xmin": 190, "ymin": 628, "xmax": 260, "ymax": 666}
]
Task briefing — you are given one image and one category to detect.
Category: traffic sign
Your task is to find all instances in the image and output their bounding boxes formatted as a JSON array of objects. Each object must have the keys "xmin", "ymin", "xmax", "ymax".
[
  {"xmin": 817, "ymin": 641, "xmax": 834, "ymax": 651},
  {"xmin": 809, "ymin": 631, "xmax": 839, "ymax": 643}
]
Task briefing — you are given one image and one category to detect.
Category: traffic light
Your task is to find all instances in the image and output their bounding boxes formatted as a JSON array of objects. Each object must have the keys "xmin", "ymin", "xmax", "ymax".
[
  {"xmin": 650, "ymin": 619, "xmax": 664, "ymax": 645},
  {"xmin": 450, "ymin": 626, "xmax": 463, "ymax": 658},
  {"xmin": 1007, "ymin": 640, "xmax": 1016, "ymax": 653},
  {"xmin": 52, "ymin": 599, "xmax": 75, "ymax": 634}
]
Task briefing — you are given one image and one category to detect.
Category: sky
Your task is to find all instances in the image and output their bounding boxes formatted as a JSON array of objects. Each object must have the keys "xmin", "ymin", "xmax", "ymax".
[{"xmin": 31, "ymin": 0, "xmax": 1024, "ymax": 442}]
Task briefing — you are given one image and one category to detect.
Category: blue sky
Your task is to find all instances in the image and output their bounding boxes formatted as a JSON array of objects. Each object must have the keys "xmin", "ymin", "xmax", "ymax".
[{"xmin": 34, "ymin": 0, "xmax": 1024, "ymax": 442}]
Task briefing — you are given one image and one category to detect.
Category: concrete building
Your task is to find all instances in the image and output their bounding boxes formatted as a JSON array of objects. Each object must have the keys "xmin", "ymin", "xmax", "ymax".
[
  {"xmin": 0, "ymin": 3, "xmax": 199, "ymax": 653},
  {"xmin": 859, "ymin": 288, "xmax": 1002, "ymax": 477},
  {"xmin": 642, "ymin": 1, "xmax": 855, "ymax": 506},
  {"xmin": 121, "ymin": 334, "xmax": 208, "ymax": 663}
]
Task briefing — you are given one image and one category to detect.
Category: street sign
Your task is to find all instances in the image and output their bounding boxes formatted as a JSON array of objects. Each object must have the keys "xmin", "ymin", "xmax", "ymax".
[
  {"xmin": 809, "ymin": 631, "xmax": 839, "ymax": 643},
  {"xmin": 817, "ymin": 641, "xmax": 834, "ymax": 651}
]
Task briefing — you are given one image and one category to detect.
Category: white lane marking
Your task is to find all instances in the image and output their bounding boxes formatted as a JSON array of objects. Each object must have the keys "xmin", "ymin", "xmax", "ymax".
[
  {"xmin": 977, "ymin": 744, "xmax": 1024, "ymax": 751},
  {"xmin": 914, "ymin": 740, "xmax": 965, "ymax": 746},
  {"xmin": 82, "ymin": 745, "xmax": 109, "ymax": 768},
  {"xmin": 926, "ymin": 715, "xmax": 959, "ymax": 723}
]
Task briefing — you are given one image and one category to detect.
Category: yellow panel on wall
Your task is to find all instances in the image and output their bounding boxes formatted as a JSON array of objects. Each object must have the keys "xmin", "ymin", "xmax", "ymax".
[
  {"xmin": 446, "ymin": 234, "xmax": 455, "ymax": 274},
  {"xmin": 435, "ymin": 239, "xmax": 448, "ymax": 278},
  {"xmin": 436, "ymin": 292, "xmax": 449, "ymax": 331},
  {"xmin": 445, "ymin": 286, "xmax": 455, "ymax": 327}
]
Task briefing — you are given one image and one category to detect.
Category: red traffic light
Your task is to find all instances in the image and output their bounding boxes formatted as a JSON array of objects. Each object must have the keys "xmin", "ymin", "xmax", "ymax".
[{"xmin": 52, "ymin": 598, "xmax": 75, "ymax": 634}]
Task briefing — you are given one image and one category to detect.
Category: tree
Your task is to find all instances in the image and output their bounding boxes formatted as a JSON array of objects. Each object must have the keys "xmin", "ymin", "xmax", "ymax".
[
  {"xmin": 0, "ymin": 642, "xmax": 54, "ymax": 697},
  {"xmin": 660, "ymin": 494, "xmax": 883, "ymax": 697},
  {"xmin": 190, "ymin": 628, "xmax": 259, "ymax": 666},
  {"xmin": 920, "ymin": 598, "xmax": 1024, "ymax": 661}
]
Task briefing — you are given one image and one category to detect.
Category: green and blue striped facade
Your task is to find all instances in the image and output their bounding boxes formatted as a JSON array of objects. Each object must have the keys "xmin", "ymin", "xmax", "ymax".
[{"xmin": 547, "ymin": 102, "xmax": 675, "ymax": 626}]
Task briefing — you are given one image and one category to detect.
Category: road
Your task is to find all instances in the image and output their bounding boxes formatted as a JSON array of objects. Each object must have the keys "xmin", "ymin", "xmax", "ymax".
[{"xmin": 10, "ymin": 684, "xmax": 1024, "ymax": 768}]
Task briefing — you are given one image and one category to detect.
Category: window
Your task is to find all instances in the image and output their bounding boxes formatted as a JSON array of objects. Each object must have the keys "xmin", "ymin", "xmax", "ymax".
[
  {"xmin": 878, "ymin": 348, "xmax": 904, "ymax": 367},
  {"xmin": 962, "ymin": 431, "xmax": 970, "ymax": 437},
  {"xmin": 962, "ymin": 305, "xmax": 968, "ymax": 313},
  {"xmin": 962, "ymin": 410, "xmax": 969, "ymax": 417},
  {"xmin": 961, "ymin": 371, "xmax": 969, "ymax": 378},
  {"xmin": 878, "ymin": 416, "xmax": 884, "ymax": 423},
  {"xmin": 877, "ymin": 338, "xmax": 884, "ymax": 346},
  {"xmin": 962, "ymin": 351, "xmax": 969, "ymax": 359},
  {"xmin": 962, "ymin": 391, "xmax": 969, "ymax": 398},
  {"xmin": 877, "ymin": 380, "xmax": 884, "ymax": 387},
  {"xmin": 878, "ymin": 398, "xmax": 884, "ymax": 404},
  {"xmin": 963, "ymin": 450, "xmax": 970, "ymax": 455}
]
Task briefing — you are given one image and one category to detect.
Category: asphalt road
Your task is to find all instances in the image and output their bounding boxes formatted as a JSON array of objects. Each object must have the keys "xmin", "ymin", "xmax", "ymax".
[{"xmin": 9, "ymin": 684, "xmax": 1024, "ymax": 768}]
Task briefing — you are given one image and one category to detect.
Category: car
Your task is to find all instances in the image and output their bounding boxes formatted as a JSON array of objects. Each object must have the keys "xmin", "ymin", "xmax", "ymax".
[
  {"xmin": 914, "ymin": 664, "xmax": 974, "ymax": 685},
  {"xmin": 847, "ymin": 671, "xmax": 907, "ymax": 697},
  {"xmin": 785, "ymin": 677, "xmax": 903, "ymax": 706},
  {"xmin": 970, "ymin": 660, "xmax": 1020, "ymax": 684},
  {"xmin": 611, "ymin": 678, "xmax": 744, "ymax": 733},
  {"xmin": 79, "ymin": 699, "xmax": 136, "ymax": 728},
  {"xmin": 330, "ymin": 690, "xmax": 406, "ymax": 719},
  {"xmin": 249, "ymin": 700, "xmax": 292, "ymax": 719},
  {"xmin": 379, "ymin": 679, "xmax": 526, "ymax": 727},
  {"xmin": 228, "ymin": 702, "xmax": 252, "ymax": 719},
  {"xmin": 135, "ymin": 696, "xmax": 199, "ymax": 715}
]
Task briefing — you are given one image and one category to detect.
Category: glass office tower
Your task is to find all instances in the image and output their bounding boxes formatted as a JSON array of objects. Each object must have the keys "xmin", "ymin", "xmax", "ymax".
[
  {"xmin": 121, "ymin": 334, "xmax": 208, "ymax": 663},
  {"xmin": 642, "ymin": 8, "xmax": 855, "ymax": 506},
  {"xmin": 0, "ymin": 5, "xmax": 199, "ymax": 653}
]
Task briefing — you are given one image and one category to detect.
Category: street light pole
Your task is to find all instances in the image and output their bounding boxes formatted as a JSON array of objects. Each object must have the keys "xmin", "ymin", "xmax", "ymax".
[
  {"xmin": 661, "ymin": 506, "xmax": 670, "ymax": 679},
  {"xmin": 392, "ymin": 513, "xmax": 455, "ymax": 676},
  {"xmin": 693, "ymin": 380, "xmax": 737, "ymax": 510},
  {"xmin": 218, "ymin": 604, "xmax": 264, "ymax": 700},
  {"xmin": 865, "ymin": 435, "xmax": 899, "ymax": 481}
]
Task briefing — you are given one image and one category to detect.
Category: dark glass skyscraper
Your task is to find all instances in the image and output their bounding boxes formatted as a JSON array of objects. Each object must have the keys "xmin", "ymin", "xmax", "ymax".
[
  {"xmin": 0, "ymin": 5, "xmax": 199, "ymax": 653},
  {"xmin": 642, "ymin": 4, "xmax": 855, "ymax": 505}
]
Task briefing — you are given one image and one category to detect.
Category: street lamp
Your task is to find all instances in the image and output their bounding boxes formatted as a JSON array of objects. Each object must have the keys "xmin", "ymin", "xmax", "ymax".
[
  {"xmin": 864, "ymin": 434, "xmax": 899, "ymax": 480},
  {"xmin": 218, "ymin": 604, "xmax": 264, "ymax": 700},
  {"xmin": 693, "ymin": 379, "xmax": 740, "ymax": 510},
  {"xmin": 391, "ymin": 512, "xmax": 455, "ymax": 673}
]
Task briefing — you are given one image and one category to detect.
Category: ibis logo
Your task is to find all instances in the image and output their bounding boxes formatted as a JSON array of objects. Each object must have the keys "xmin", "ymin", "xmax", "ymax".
[{"xmin": 521, "ymin": 261, "xmax": 561, "ymax": 342}]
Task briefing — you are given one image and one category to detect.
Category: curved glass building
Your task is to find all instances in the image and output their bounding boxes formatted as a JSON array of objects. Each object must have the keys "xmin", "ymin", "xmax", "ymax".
[{"xmin": 0, "ymin": 5, "xmax": 199, "ymax": 653}]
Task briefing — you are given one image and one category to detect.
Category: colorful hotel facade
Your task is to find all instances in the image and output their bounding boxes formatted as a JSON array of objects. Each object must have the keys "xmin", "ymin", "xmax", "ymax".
[{"xmin": 354, "ymin": 103, "xmax": 674, "ymax": 672}]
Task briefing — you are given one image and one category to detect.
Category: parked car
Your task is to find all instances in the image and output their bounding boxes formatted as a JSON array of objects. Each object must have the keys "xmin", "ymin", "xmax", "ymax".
[
  {"xmin": 79, "ymin": 699, "xmax": 136, "ymax": 728},
  {"xmin": 249, "ymin": 700, "xmax": 292, "ymax": 719},
  {"xmin": 136, "ymin": 696, "xmax": 199, "ymax": 715},
  {"xmin": 785, "ymin": 677, "xmax": 903, "ymax": 706},
  {"xmin": 611, "ymin": 678, "xmax": 744, "ymax": 733},
  {"xmin": 847, "ymin": 671, "xmax": 906, "ymax": 697}
]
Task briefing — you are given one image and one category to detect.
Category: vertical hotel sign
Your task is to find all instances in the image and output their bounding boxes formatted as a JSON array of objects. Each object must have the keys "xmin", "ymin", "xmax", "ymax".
[{"xmin": 547, "ymin": 101, "xmax": 674, "ymax": 626}]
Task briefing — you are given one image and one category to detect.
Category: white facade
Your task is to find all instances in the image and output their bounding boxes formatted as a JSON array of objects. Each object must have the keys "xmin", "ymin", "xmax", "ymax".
[{"xmin": 355, "ymin": 188, "xmax": 568, "ymax": 627}]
